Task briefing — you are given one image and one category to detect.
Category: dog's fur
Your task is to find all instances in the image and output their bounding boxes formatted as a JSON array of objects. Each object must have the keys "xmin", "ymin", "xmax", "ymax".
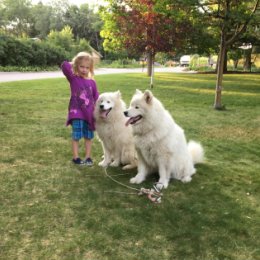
[
  {"xmin": 94, "ymin": 91, "xmax": 137, "ymax": 170},
  {"xmin": 124, "ymin": 89, "xmax": 204, "ymax": 188}
]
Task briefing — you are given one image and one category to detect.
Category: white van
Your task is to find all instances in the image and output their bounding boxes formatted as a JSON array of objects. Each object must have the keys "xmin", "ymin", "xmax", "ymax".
[{"xmin": 180, "ymin": 55, "xmax": 191, "ymax": 66}]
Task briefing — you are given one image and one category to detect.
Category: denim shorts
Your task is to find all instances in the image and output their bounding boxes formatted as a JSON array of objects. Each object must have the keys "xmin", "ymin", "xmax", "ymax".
[{"xmin": 71, "ymin": 119, "xmax": 94, "ymax": 140}]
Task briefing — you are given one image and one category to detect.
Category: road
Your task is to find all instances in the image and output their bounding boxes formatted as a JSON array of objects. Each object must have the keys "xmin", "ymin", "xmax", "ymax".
[{"xmin": 0, "ymin": 66, "xmax": 194, "ymax": 83}]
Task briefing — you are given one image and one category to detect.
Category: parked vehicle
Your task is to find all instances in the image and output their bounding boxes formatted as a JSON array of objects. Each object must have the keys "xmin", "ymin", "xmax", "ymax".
[{"xmin": 180, "ymin": 55, "xmax": 191, "ymax": 66}]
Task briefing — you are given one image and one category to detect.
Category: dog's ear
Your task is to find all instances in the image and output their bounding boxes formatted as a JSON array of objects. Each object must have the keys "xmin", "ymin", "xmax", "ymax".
[
  {"xmin": 115, "ymin": 90, "xmax": 121, "ymax": 98},
  {"xmin": 144, "ymin": 90, "xmax": 153, "ymax": 104},
  {"xmin": 135, "ymin": 89, "xmax": 142, "ymax": 95}
]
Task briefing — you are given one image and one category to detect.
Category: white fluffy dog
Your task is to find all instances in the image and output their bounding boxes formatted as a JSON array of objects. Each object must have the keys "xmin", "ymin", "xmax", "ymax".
[
  {"xmin": 124, "ymin": 89, "xmax": 204, "ymax": 188},
  {"xmin": 94, "ymin": 91, "xmax": 137, "ymax": 170}
]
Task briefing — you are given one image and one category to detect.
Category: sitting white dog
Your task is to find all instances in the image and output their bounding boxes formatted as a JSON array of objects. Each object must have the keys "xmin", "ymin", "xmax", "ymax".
[
  {"xmin": 124, "ymin": 89, "xmax": 204, "ymax": 188},
  {"xmin": 94, "ymin": 91, "xmax": 137, "ymax": 170}
]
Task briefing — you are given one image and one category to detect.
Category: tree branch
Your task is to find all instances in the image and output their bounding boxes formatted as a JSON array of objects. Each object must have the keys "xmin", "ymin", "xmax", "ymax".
[{"xmin": 226, "ymin": 0, "xmax": 260, "ymax": 45}]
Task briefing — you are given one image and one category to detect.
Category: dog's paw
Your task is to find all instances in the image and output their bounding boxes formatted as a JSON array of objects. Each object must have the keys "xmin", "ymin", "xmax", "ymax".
[
  {"xmin": 98, "ymin": 161, "xmax": 109, "ymax": 167},
  {"xmin": 181, "ymin": 176, "xmax": 192, "ymax": 183},
  {"xmin": 110, "ymin": 161, "xmax": 120, "ymax": 167},
  {"xmin": 158, "ymin": 179, "xmax": 169, "ymax": 189},
  {"xmin": 130, "ymin": 175, "xmax": 145, "ymax": 184},
  {"xmin": 122, "ymin": 164, "xmax": 136, "ymax": 170},
  {"xmin": 130, "ymin": 177, "xmax": 139, "ymax": 184}
]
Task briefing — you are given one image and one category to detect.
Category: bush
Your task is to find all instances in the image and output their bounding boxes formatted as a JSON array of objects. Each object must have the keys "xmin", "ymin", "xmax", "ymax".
[
  {"xmin": 0, "ymin": 34, "xmax": 69, "ymax": 68},
  {"xmin": 0, "ymin": 35, "xmax": 30, "ymax": 66},
  {"xmin": 47, "ymin": 26, "xmax": 74, "ymax": 52},
  {"xmin": 71, "ymin": 38, "xmax": 92, "ymax": 58},
  {"xmin": 99, "ymin": 59, "xmax": 139, "ymax": 68},
  {"xmin": 42, "ymin": 43, "xmax": 69, "ymax": 66},
  {"xmin": 0, "ymin": 65, "xmax": 59, "ymax": 72}
]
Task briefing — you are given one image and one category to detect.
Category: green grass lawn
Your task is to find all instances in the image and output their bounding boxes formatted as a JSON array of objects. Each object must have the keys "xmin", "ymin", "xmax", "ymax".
[{"xmin": 0, "ymin": 73, "xmax": 259, "ymax": 260}]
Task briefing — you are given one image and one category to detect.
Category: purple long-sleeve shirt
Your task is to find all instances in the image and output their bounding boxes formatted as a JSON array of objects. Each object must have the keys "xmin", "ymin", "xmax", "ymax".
[{"xmin": 61, "ymin": 61, "xmax": 99, "ymax": 130}]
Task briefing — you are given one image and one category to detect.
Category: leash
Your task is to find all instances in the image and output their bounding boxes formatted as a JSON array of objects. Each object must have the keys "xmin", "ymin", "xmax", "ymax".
[{"xmin": 103, "ymin": 167, "xmax": 163, "ymax": 203}]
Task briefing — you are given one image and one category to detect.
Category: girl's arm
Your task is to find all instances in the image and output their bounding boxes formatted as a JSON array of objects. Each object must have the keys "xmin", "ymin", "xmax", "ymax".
[{"xmin": 61, "ymin": 61, "xmax": 74, "ymax": 81}]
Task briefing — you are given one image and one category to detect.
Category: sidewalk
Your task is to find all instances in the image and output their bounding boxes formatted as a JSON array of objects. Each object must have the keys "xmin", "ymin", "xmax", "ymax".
[{"xmin": 0, "ymin": 66, "xmax": 194, "ymax": 83}]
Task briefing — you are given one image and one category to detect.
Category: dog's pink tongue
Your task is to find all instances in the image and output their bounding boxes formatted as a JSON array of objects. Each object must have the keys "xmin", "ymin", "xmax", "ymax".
[
  {"xmin": 125, "ymin": 118, "xmax": 133, "ymax": 126},
  {"xmin": 100, "ymin": 110, "xmax": 108, "ymax": 118}
]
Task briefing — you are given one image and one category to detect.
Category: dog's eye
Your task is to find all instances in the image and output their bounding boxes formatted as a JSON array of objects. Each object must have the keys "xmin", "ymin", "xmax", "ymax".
[
  {"xmin": 107, "ymin": 101, "xmax": 110, "ymax": 103},
  {"xmin": 135, "ymin": 106, "xmax": 139, "ymax": 109}
]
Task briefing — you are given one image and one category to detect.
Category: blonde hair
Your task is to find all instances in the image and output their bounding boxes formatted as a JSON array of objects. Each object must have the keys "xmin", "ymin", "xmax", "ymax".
[{"xmin": 72, "ymin": 52, "xmax": 94, "ymax": 78}]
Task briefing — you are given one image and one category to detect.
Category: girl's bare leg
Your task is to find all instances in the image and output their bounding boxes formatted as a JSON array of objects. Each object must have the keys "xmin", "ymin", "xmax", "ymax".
[
  {"xmin": 72, "ymin": 140, "xmax": 79, "ymax": 159},
  {"xmin": 84, "ymin": 138, "xmax": 92, "ymax": 159}
]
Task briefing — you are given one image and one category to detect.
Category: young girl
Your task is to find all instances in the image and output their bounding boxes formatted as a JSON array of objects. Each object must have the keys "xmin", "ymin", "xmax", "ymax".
[{"xmin": 61, "ymin": 52, "xmax": 99, "ymax": 165}]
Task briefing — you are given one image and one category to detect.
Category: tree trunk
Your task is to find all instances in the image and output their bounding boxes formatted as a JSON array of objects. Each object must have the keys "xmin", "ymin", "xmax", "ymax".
[
  {"xmin": 243, "ymin": 48, "xmax": 252, "ymax": 72},
  {"xmin": 147, "ymin": 51, "xmax": 153, "ymax": 77},
  {"xmin": 223, "ymin": 49, "xmax": 228, "ymax": 73},
  {"xmin": 214, "ymin": 33, "xmax": 226, "ymax": 110},
  {"xmin": 95, "ymin": 32, "xmax": 100, "ymax": 52},
  {"xmin": 215, "ymin": 55, "xmax": 219, "ymax": 73},
  {"xmin": 146, "ymin": 51, "xmax": 155, "ymax": 88},
  {"xmin": 233, "ymin": 59, "xmax": 239, "ymax": 69}
]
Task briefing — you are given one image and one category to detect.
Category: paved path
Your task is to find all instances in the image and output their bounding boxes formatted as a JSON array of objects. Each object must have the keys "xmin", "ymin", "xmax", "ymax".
[{"xmin": 0, "ymin": 66, "xmax": 194, "ymax": 83}]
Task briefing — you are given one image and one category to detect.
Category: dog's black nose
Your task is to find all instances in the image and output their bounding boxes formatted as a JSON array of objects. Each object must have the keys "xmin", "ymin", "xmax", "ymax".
[
  {"xmin": 124, "ymin": 111, "xmax": 128, "ymax": 116},
  {"xmin": 100, "ymin": 104, "xmax": 104, "ymax": 109}
]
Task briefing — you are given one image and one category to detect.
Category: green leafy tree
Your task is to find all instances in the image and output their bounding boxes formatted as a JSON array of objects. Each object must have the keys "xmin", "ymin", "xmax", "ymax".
[
  {"xmin": 0, "ymin": 0, "xmax": 32, "ymax": 36},
  {"xmin": 228, "ymin": 48, "xmax": 243, "ymax": 69},
  {"xmin": 238, "ymin": 13, "xmax": 260, "ymax": 71},
  {"xmin": 47, "ymin": 25, "xmax": 74, "ymax": 51},
  {"xmin": 64, "ymin": 4, "xmax": 103, "ymax": 52},
  {"xmin": 191, "ymin": 0, "xmax": 260, "ymax": 109},
  {"xmin": 0, "ymin": 1, "xmax": 5, "ymax": 29},
  {"xmin": 49, "ymin": 0, "xmax": 70, "ymax": 31},
  {"xmin": 100, "ymin": 0, "xmax": 197, "ymax": 77},
  {"xmin": 30, "ymin": 2, "xmax": 52, "ymax": 38}
]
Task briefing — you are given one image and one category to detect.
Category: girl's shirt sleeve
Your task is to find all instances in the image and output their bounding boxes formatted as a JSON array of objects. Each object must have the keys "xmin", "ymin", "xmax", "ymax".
[
  {"xmin": 92, "ymin": 80, "xmax": 99, "ymax": 102},
  {"xmin": 61, "ymin": 61, "xmax": 74, "ymax": 82}
]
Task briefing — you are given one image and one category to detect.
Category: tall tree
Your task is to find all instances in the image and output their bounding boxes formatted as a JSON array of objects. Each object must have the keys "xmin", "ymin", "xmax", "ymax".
[
  {"xmin": 100, "ymin": 0, "xmax": 196, "ymax": 77},
  {"xmin": 0, "ymin": 0, "xmax": 32, "ymax": 36},
  {"xmin": 30, "ymin": 2, "xmax": 52, "ymax": 38},
  {"xmin": 194, "ymin": 0, "xmax": 259, "ymax": 109},
  {"xmin": 49, "ymin": 0, "xmax": 70, "ymax": 31},
  {"xmin": 64, "ymin": 4, "xmax": 103, "ymax": 52},
  {"xmin": 239, "ymin": 13, "xmax": 260, "ymax": 71}
]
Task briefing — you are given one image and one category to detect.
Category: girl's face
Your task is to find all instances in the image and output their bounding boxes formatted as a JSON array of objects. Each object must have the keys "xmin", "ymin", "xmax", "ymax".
[{"xmin": 77, "ymin": 59, "xmax": 90, "ymax": 78}]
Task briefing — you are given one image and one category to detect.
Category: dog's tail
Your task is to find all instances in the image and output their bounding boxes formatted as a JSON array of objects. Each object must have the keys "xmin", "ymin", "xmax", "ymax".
[{"xmin": 188, "ymin": 140, "xmax": 204, "ymax": 165}]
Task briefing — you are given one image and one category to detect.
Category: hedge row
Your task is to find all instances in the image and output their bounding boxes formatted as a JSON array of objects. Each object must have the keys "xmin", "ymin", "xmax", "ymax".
[{"xmin": 0, "ymin": 35, "xmax": 69, "ymax": 67}]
